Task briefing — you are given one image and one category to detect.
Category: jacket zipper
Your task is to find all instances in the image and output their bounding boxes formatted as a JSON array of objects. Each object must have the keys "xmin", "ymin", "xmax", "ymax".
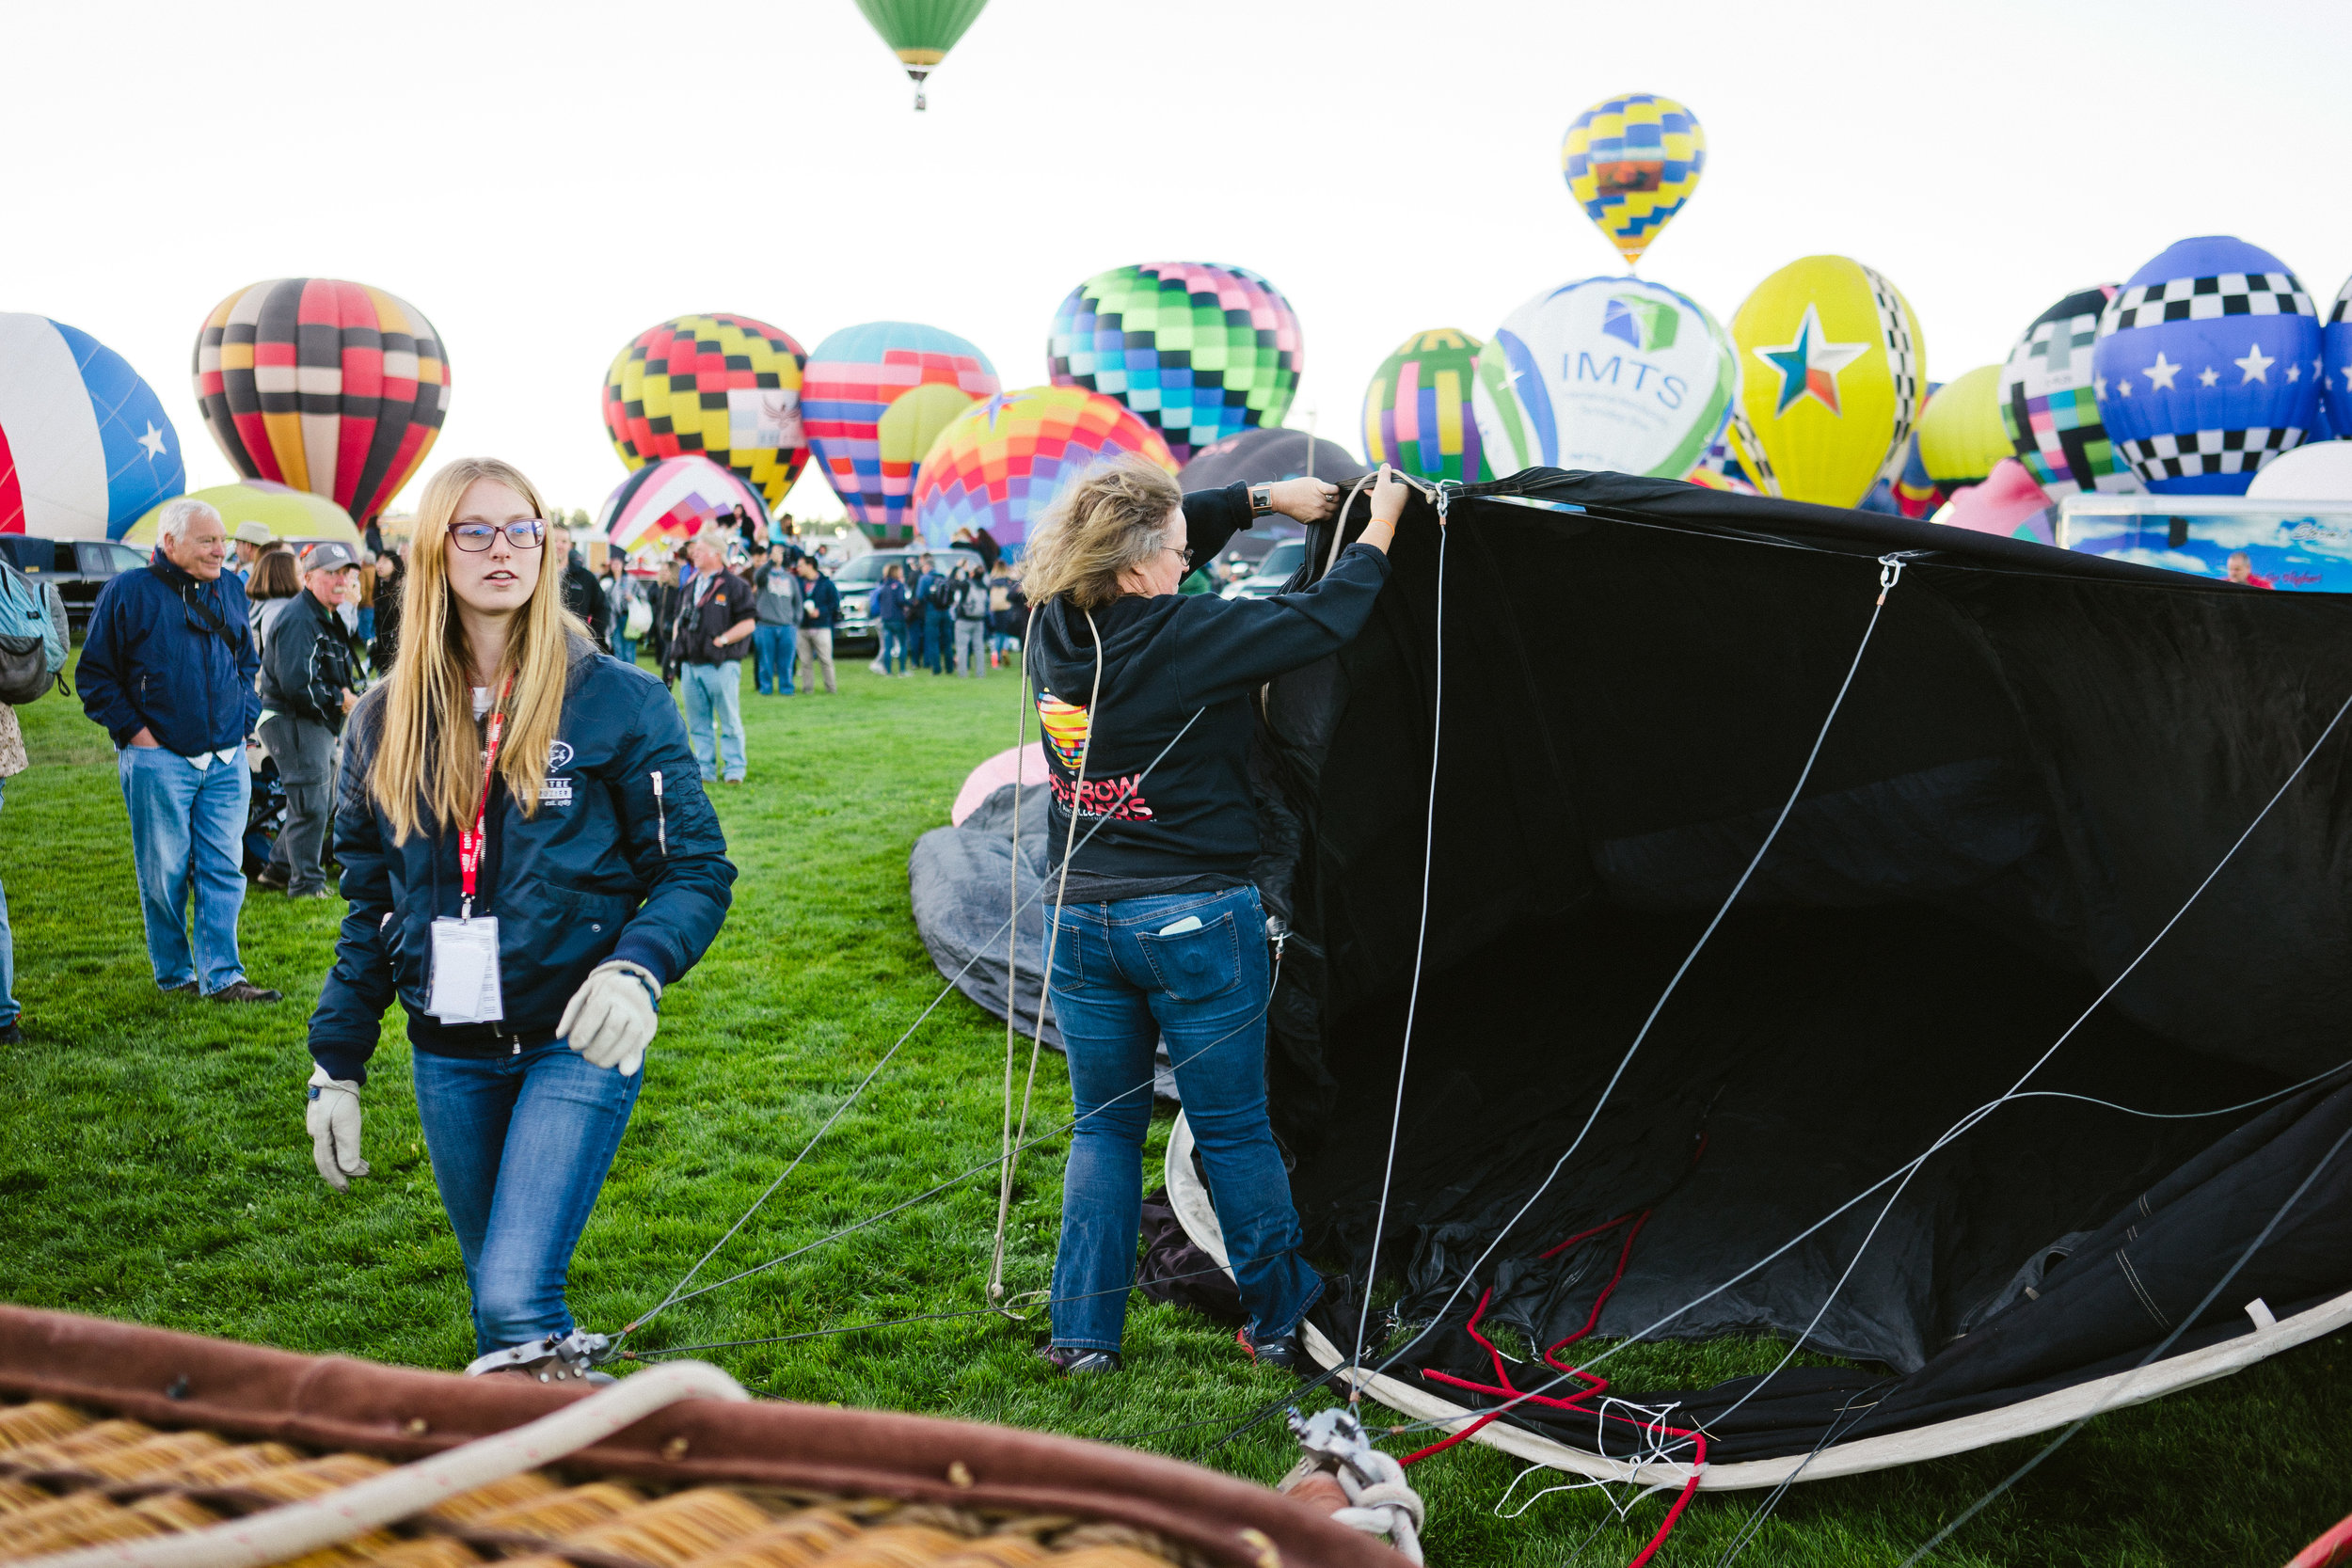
[{"xmin": 651, "ymin": 770, "xmax": 667, "ymax": 855}]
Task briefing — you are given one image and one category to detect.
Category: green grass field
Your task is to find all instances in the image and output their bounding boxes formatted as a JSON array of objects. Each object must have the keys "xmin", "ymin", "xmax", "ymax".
[{"xmin": 0, "ymin": 655, "xmax": 2344, "ymax": 1566}]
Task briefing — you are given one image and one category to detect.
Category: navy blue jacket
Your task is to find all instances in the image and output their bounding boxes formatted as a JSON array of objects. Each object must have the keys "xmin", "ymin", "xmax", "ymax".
[
  {"xmin": 79, "ymin": 560, "xmax": 261, "ymax": 753},
  {"xmin": 798, "ymin": 574, "xmax": 839, "ymax": 629},
  {"xmin": 871, "ymin": 578, "xmax": 908, "ymax": 626},
  {"xmin": 308, "ymin": 640, "xmax": 736, "ymax": 1084}
]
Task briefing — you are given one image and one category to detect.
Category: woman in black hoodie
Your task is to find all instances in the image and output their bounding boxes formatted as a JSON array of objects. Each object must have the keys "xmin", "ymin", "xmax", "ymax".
[{"xmin": 1023, "ymin": 456, "xmax": 1406, "ymax": 1374}]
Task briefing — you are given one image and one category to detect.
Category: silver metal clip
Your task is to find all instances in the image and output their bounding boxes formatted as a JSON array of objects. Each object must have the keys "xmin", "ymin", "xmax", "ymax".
[
  {"xmin": 1877, "ymin": 552, "xmax": 1907, "ymax": 606},
  {"xmin": 463, "ymin": 1327, "xmax": 614, "ymax": 1384}
]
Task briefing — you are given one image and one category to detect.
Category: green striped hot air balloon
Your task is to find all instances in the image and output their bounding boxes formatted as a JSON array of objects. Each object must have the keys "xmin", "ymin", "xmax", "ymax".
[{"xmin": 854, "ymin": 0, "xmax": 991, "ymax": 109}]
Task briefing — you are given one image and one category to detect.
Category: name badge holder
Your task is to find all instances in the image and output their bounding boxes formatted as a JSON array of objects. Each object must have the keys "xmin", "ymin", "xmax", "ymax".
[{"xmin": 429, "ymin": 677, "xmax": 512, "ymax": 1025}]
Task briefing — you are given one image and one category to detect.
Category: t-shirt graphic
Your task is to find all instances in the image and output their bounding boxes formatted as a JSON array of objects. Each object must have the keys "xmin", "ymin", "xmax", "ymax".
[{"xmin": 1037, "ymin": 689, "xmax": 1153, "ymax": 821}]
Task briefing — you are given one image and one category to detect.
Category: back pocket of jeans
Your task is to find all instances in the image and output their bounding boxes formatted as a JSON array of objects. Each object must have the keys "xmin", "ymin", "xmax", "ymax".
[{"xmin": 1138, "ymin": 913, "xmax": 1241, "ymax": 1002}]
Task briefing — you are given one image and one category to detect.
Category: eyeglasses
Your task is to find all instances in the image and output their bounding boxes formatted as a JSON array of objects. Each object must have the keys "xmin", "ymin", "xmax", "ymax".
[
  {"xmin": 448, "ymin": 518, "xmax": 547, "ymax": 551},
  {"xmin": 1162, "ymin": 544, "xmax": 1196, "ymax": 569}
]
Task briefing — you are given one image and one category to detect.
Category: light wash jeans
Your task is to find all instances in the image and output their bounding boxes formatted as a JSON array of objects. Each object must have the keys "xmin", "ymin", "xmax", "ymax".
[
  {"xmin": 879, "ymin": 622, "xmax": 908, "ymax": 674},
  {"xmin": 0, "ymin": 777, "xmax": 17, "ymax": 1028},
  {"xmin": 413, "ymin": 1042, "xmax": 643, "ymax": 1354},
  {"xmin": 1045, "ymin": 884, "xmax": 1319, "ymax": 1352},
  {"xmin": 752, "ymin": 624, "xmax": 795, "ymax": 694},
  {"xmin": 678, "ymin": 660, "xmax": 746, "ymax": 782},
  {"xmin": 119, "ymin": 746, "xmax": 250, "ymax": 993}
]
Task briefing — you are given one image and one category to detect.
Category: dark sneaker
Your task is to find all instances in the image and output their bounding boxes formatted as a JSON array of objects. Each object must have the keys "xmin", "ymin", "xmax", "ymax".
[
  {"xmin": 1237, "ymin": 1325, "xmax": 1302, "ymax": 1371},
  {"xmin": 207, "ymin": 980, "xmax": 283, "ymax": 1005},
  {"xmin": 0, "ymin": 1022, "xmax": 21, "ymax": 1045},
  {"xmin": 164, "ymin": 980, "xmax": 199, "ymax": 996},
  {"xmin": 288, "ymin": 887, "xmax": 334, "ymax": 900},
  {"xmin": 1038, "ymin": 1344, "xmax": 1123, "ymax": 1376},
  {"xmin": 256, "ymin": 865, "xmax": 289, "ymax": 891}
]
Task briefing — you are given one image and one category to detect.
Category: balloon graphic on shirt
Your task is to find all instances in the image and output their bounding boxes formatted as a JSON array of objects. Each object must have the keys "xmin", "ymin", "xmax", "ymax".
[
  {"xmin": 1727, "ymin": 255, "xmax": 1927, "ymax": 508},
  {"xmin": 597, "ymin": 455, "xmax": 766, "ymax": 562},
  {"xmin": 803, "ymin": 321, "xmax": 1000, "ymax": 547},
  {"xmin": 0, "ymin": 313, "xmax": 183, "ymax": 539},
  {"xmin": 912, "ymin": 387, "xmax": 1176, "ymax": 554},
  {"xmin": 603, "ymin": 314, "xmax": 808, "ymax": 515},
  {"xmin": 1998, "ymin": 283, "xmax": 2137, "ymax": 498},
  {"xmin": 193, "ymin": 278, "xmax": 449, "ymax": 526},
  {"xmin": 1560, "ymin": 93, "xmax": 1706, "ymax": 267},
  {"xmin": 1469, "ymin": 277, "xmax": 1735, "ymax": 481},
  {"xmin": 854, "ymin": 0, "xmax": 991, "ymax": 108},
  {"xmin": 1915, "ymin": 366, "xmax": 2011, "ymax": 494},
  {"xmin": 1361, "ymin": 329, "xmax": 1490, "ymax": 483},
  {"xmin": 1046, "ymin": 261, "xmax": 1302, "ymax": 464},
  {"xmin": 2091, "ymin": 236, "xmax": 2322, "ymax": 495}
]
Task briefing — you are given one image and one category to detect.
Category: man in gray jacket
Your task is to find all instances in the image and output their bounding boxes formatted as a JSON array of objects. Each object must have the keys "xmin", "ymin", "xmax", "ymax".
[
  {"xmin": 751, "ymin": 543, "xmax": 802, "ymax": 695},
  {"xmin": 257, "ymin": 542, "xmax": 360, "ymax": 897}
]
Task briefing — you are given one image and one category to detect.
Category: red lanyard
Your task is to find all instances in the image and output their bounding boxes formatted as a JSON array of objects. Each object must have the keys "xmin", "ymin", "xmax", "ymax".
[{"xmin": 457, "ymin": 675, "xmax": 514, "ymax": 918}]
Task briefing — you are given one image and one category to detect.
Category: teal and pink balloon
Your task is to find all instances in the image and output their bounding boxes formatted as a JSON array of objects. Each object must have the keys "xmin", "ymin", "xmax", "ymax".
[
  {"xmin": 1999, "ymin": 284, "xmax": 2136, "ymax": 498},
  {"xmin": 803, "ymin": 322, "xmax": 999, "ymax": 546},
  {"xmin": 2091, "ymin": 237, "xmax": 2322, "ymax": 495}
]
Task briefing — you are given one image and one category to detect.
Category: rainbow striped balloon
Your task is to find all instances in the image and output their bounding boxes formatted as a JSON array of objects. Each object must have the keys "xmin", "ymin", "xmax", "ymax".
[
  {"xmin": 912, "ymin": 387, "xmax": 1175, "ymax": 553},
  {"xmin": 1361, "ymin": 329, "xmax": 1489, "ymax": 483},
  {"xmin": 597, "ymin": 454, "xmax": 765, "ymax": 562},
  {"xmin": 804, "ymin": 322, "xmax": 999, "ymax": 546}
]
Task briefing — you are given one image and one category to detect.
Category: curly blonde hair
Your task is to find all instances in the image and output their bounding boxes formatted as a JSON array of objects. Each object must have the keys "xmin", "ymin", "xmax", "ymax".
[{"xmin": 1017, "ymin": 455, "xmax": 1182, "ymax": 611}]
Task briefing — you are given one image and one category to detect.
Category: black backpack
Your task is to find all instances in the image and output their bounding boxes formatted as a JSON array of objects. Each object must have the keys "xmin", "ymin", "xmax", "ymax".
[{"xmin": 927, "ymin": 575, "xmax": 960, "ymax": 610}]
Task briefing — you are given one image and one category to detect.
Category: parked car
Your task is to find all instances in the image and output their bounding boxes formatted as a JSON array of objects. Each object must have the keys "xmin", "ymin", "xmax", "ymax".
[
  {"xmin": 0, "ymin": 536, "xmax": 150, "ymax": 634},
  {"xmin": 831, "ymin": 546, "xmax": 984, "ymax": 655},
  {"xmin": 1219, "ymin": 536, "xmax": 1310, "ymax": 600}
]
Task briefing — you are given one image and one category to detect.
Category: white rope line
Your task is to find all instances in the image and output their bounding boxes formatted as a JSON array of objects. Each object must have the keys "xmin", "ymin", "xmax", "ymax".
[
  {"xmin": 987, "ymin": 603, "xmax": 1041, "ymax": 1306},
  {"xmin": 1350, "ymin": 483, "xmax": 1451, "ymax": 1386}
]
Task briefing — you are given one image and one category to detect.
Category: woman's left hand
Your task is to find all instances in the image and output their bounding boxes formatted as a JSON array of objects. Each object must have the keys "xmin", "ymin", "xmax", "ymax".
[{"xmin": 1268, "ymin": 478, "xmax": 1340, "ymax": 524}]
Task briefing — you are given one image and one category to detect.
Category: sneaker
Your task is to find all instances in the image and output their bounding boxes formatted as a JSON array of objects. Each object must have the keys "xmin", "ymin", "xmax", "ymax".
[
  {"xmin": 289, "ymin": 887, "xmax": 333, "ymax": 900},
  {"xmin": 1038, "ymin": 1344, "xmax": 1123, "ymax": 1376},
  {"xmin": 163, "ymin": 980, "xmax": 199, "ymax": 996},
  {"xmin": 255, "ymin": 866, "xmax": 289, "ymax": 891},
  {"xmin": 206, "ymin": 980, "xmax": 283, "ymax": 1005},
  {"xmin": 1236, "ymin": 1325, "xmax": 1302, "ymax": 1371},
  {"xmin": 0, "ymin": 1022, "xmax": 22, "ymax": 1045}
]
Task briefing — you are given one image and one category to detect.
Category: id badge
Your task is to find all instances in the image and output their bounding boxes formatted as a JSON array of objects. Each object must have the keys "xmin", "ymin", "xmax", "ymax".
[{"xmin": 428, "ymin": 915, "xmax": 504, "ymax": 1024}]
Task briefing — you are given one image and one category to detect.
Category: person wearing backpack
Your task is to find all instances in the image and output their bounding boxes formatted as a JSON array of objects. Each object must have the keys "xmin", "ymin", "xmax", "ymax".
[
  {"xmin": 922, "ymin": 559, "xmax": 958, "ymax": 676},
  {"xmin": 950, "ymin": 566, "xmax": 991, "ymax": 677},
  {"xmin": 77, "ymin": 498, "xmax": 281, "ymax": 1005},
  {"xmin": 0, "ymin": 700, "xmax": 26, "ymax": 1045}
]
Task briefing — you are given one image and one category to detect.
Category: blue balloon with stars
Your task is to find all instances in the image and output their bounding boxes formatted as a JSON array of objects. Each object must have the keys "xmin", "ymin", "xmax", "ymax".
[
  {"xmin": 2320, "ymin": 272, "xmax": 2352, "ymax": 439},
  {"xmin": 2090, "ymin": 236, "xmax": 2322, "ymax": 496}
]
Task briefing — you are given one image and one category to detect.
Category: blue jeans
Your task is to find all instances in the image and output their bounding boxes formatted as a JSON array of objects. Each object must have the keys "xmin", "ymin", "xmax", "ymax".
[
  {"xmin": 879, "ymin": 622, "xmax": 907, "ymax": 674},
  {"xmin": 753, "ymin": 624, "xmax": 794, "ymax": 694},
  {"xmin": 0, "ymin": 777, "xmax": 17, "ymax": 1027},
  {"xmin": 613, "ymin": 632, "xmax": 636, "ymax": 667},
  {"xmin": 1046, "ymin": 884, "xmax": 1318, "ymax": 1351},
  {"xmin": 412, "ymin": 1043, "xmax": 643, "ymax": 1354},
  {"xmin": 119, "ymin": 747, "xmax": 250, "ymax": 993},
  {"xmin": 923, "ymin": 610, "xmax": 953, "ymax": 673},
  {"xmin": 678, "ymin": 660, "xmax": 746, "ymax": 782}
]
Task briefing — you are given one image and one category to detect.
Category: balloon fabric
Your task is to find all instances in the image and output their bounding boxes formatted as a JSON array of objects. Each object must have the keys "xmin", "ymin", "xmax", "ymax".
[
  {"xmin": 1360, "ymin": 329, "xmax": 1489, "ymax": 483},
  {"xmin": 1559, "ymin": 92, "xmax": 1705, "ymax": 266},
  {"xmin": 126, "ymin": 481, "xmax": 358, "ymax": 547},
  {"xmin": 193, "ymin": 278, "xmax": 449, "ymax": 526},
  {"xmin": 1473, "ymin": 276, "xmax": 1735, "ymax": 481},
  {"xmin": 598, "ymin": 455, "xmax": 766, "ymax": 562},
  {"xmin": 0, "ymin": 314, "xmax": 183, "ymax": 539},
  {"xmin": 2323, "ymin": 272, "xmax": 2352, "ymax": 438},
  {"xmin": 803, "ymin": 322, "xmax": 999, "ymax": 547},
  {"xmin": 2091, "ymin": 236, "xmax": 2321, "ymax": 496},
  {"xmin": 1999, "ymin": 283, "xmax": 2136, "ymax": 498},
  {"xmin": 602, "ymin": 315, "xmax": 809, "ymax": 515},
  {"xmin": 1729, "ymin": 255, "xmax": 1926, "ymax": 508},
  {"xmin": 1179, "ymin": 427, "xmax": 1365, "ymax": 492},
  {"xmin": 1046, "ymin": 261, "xmax": 1302, "ymax": 465},
  {"xmin": 911, "ymin": 387, "xmax": 1175, "ymax": 554},
  {"xmin": 2243, "ymin": 438, "xmax": 2352, "ymax": 500},
  {"xmin": 1915, "ymin": 365, "xmax": 2010, "ymax": 491},
  {"xmin": 854, "ymin": 0, "xmax": 990, "ymax": 107}
]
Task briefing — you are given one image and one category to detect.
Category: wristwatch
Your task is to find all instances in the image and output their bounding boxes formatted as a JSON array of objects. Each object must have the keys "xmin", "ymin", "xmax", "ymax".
[{"xmin": 1249, "ymin": 483, "xmax": 1275, "ymax": 517}]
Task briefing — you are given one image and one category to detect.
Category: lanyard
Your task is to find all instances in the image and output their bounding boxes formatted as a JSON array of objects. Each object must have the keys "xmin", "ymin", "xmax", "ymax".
[{"xmin": 457, "ymin": 675, "xmax": 514, "ymax": 920}]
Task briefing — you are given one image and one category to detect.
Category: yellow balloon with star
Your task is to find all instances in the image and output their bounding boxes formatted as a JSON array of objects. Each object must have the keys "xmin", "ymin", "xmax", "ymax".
[{"xmin": 1727, "ymin": 256, "xmax": 1928, "ymax": 509}]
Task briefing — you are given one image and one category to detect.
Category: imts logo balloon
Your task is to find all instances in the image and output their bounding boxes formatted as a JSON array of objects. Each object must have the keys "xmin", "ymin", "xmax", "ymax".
[
  {"xmin": 854, "ymin": 0, "xmax": 990, "ymax": 109},
  {"xmin": 0, "ymin": 314, "xmax": 183, "ymax": 540},
  {"xmin": 194, "ymin": 278, "xmax": 449, "ymax": 528},
  {"xmin": 1361, "ymin": 329, "xmax": 1490, "ymax": 483},
  {"xmin": 1560, "ymin": 93, "xmax": 1706, "ymax": 267},
  {"xmin": 603, "ymin": 315, "xmax": 809, "ymax": 517},
  {"xmin": 1046, "ymin": 262, "xmax": 1302, "ymax": 466},
  {"xmin": 1470, "ymin": 277, "xmax": 1733, "ymax": 482},
  {"xmin": 912, "ymin": 387, "xmax": 1175, "ymax": 553},
  {"xmin": 803, "ymin": 322, "xmax": 999, "ymax": 547},
  {"xmin": 1728, "ymin": 256, "xmax": 1926, "ymax": 508},
  {"xmin": 2092, "ymin": 236, "xmax": 2321, "ymax": 496},
  {"xmin": 1999, "ymin": 283, "xmax": 2137, "ymax": 499},
  {"xmin": 1915, "ymin": 365, "xmax": 2011, "ymax": 496}
]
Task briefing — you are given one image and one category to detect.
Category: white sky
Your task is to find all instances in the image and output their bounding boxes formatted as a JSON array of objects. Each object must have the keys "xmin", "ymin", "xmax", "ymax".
[{"xmin": 8, "ymin": 0, "xmax": 2349, "ymax": 526}]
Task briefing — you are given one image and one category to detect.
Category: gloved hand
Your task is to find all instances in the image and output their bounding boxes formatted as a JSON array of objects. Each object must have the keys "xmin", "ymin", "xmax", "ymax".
[
  {"xmin": 306, "ymin": 1065, "xmax": 369, "ymax": 1193},
  {"xmin": 559, "ymin": 959, "xmax": 661, "ymax": 1076}
]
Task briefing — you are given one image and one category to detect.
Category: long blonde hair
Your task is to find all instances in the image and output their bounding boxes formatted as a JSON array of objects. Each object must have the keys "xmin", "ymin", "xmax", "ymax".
[
  {"xmin": 369, "ymin": 456, "xmax": 583, "ymax": 843},
  {"xmin": 1018, "ymin": 454, "xmax": 1182, "ymax": 611}
]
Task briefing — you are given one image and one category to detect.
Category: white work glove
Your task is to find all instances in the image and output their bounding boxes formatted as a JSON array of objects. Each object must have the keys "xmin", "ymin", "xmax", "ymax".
[
  {"xmin": 305, "ymin": 1065, "xmax": 370, "ymax": 1193},
  {"xmin": 559, "ymin": 959, "xmax": 661, "ymax": 1076}
]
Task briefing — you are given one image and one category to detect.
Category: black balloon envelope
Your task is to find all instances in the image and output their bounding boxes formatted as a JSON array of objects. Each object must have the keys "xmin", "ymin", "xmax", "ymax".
[{"xmin": 1177, "ymin": 426, "xmax": 1366, "ymax": 492}]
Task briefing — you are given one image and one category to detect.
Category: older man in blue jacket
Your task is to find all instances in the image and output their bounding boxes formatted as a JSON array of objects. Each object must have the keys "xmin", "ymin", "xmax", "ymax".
[{"xmin": 78, "ymin": 499, "xmax": 280, "ymax": 1004}]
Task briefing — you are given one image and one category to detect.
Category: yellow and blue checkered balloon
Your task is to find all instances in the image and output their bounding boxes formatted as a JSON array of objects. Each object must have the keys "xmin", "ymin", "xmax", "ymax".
[{"xmin": 1561, "ymin": 93, "xmax": 1706, "ymax": 267}]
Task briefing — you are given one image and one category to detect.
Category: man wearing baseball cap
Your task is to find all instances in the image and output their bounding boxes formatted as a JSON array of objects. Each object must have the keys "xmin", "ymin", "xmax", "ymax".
[
  {"xmin": 229, "ymin": 520, "xmax": 275, "ymax": 588},
  {"xmin": 256, "ymin": 542, "xmax": 362, "ymax": 898}
]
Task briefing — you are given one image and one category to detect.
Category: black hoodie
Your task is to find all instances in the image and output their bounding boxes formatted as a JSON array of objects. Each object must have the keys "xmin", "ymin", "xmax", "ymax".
[{"xmin": 1029, "ymin": 483, "xmax": 1391, "ymax": 895}]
